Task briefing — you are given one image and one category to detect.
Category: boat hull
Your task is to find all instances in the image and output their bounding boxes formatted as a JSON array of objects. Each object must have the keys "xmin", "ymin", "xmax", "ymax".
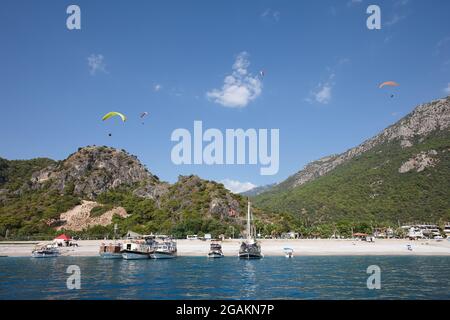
[
  {"xmin": 238, "ymin": 253, "xmax": 263, "ymax": 259},
  {"xmin": 239, "ymin": 240, "xmax": 262, "ymax": 259},
  {"xmin": 100, "ymin": 252, "xmax": 123, "ymax": 259},
  {"xmin": 121, "ymin": 251, "xmax": 150, "ymax": 260},
  {"xmin": 150, "ymin": 252, "xmax": 176, "ymax": 259},
  {"xmin": 207, "ymin": 252, "xmax": 224, "ymax": 258},
  {"xmin": 31, "ymin": 252, "xmax": 60, "ymax": 258}
]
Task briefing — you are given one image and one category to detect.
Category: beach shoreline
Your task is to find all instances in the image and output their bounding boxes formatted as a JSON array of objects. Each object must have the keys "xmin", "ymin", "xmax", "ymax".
[{"xmin": 1, "ymin": 239, "xmax": 450, "ymax": 257}]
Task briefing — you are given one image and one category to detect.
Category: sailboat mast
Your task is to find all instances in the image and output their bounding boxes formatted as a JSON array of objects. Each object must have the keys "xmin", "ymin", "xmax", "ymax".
[{"xmin": 247, "ymin": 200, "xmax": 251, "ymax": 239}]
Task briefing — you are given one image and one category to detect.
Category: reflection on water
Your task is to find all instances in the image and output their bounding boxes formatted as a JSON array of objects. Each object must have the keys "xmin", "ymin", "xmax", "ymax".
[
  {"xmin": 1, "ymin": 256, "xmax": 450, "ymax": 300},
  {"xmin": 241, "ymin": 260, "xmax": 257, "ymax": 298}
]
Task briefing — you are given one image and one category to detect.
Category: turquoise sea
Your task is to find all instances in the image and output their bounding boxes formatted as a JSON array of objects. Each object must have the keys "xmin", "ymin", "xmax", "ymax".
[{"xmin": 0, "ymin": 256, "xmax": 449, "ymax": 300}]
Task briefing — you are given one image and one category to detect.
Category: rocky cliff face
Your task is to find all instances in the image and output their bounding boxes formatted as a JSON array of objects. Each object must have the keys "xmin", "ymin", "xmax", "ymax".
[
  {"xmin": 163, "ymin": 175, "xmax": 243, "ymax": 219},
  {"xmin": 30, "ymin": 146, "xmax": 162, "ymax": 199},
  {"xmin": 0, "ymin": 145, "xmax": 250, "ymax": 234},
  {"xmin": 277, "ymin": 96, "xmax": 450, "ymax": 191}
]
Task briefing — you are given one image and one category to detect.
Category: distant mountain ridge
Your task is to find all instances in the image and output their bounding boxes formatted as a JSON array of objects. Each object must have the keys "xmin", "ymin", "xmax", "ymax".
[
  {"xmin": 241, "ymin": 183, "xmax": 277, "ymax": 196},
  {"xmin": 263, "ymin": 96, "xmax": 450, "ymax": 194},
  {"xmin": 253, "ymin": 96, "xmax": 450, "ymax": 225}
]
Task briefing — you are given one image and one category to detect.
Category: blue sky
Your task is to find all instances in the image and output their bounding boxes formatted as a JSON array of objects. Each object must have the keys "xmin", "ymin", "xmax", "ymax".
[{"xmin": 1, "ymin": 0, "xmax": 449, "ymax": 192}]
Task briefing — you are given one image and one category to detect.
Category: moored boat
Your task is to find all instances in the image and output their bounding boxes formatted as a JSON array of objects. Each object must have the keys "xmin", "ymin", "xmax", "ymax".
[
  {"xmin": 208, "ymin": 241, "xmax": 224, "ymax": 258},
  {"xmin": 31, "ymin": 243, "xmax": 60, "ymax": 258},
  {"xmin": 121, "ymin": 239, "xmax": 153, "ymax": 260},
  {"xmin": 284, "ymin": 247, "xmax": 294, "ymax": 258},
  {"xmin": 150, "ymin": 237, "xmax": 177, "ymax": 259},
  {"xmin": 99, "ymin": 243, "xmax": 123, "ymax": 259},
  {"xmin": 239, "ymin": 201, "xmax": 263, "ymax": 259},
  {"xmin": 239, "ymin": 240, "xmax": 262, "ymax": 259}
]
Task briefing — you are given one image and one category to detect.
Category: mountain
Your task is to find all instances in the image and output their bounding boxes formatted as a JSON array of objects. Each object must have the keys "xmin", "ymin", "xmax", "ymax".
[
  {"xmin": 29, "ymin": 146, "xmax": 163, "ymax": 199},
  {"xmin": 253, "ymin": 96, "xmax": 450, "ymax": 229},
  {"xmin": 241, "ymin": 184, "xmax": 277, "ymax": 197},
  {"xmin": 0, "ymin": 146, "xmax": 273, "ymax": 239}
]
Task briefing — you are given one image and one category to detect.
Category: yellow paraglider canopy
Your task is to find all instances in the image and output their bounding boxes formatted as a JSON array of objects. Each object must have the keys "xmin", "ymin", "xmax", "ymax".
[{"xmin": 102, "ymin": 112, "xmax": 127, "ymax": 122}]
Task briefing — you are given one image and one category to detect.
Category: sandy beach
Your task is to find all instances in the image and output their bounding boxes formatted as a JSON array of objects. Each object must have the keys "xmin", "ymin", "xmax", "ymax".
[{"xmin": 1, "ymin": 239, "xmax": 450, "ymax": 257}]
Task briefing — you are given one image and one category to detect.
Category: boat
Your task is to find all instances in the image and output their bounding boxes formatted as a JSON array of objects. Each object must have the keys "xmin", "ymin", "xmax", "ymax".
[
  {"xmin": 284, "ymin": 247, "xmax": 294, "ymax": 258},
  {"xmin": 239, "ymin": 201, "xmax": 263, "ymax": 259},
  {"xmin": 31, "ymin": 243, "xmax": 60, "ymax": 258},
  {"xmin": 150, "ymin": 237, "xmax": 177, "ymax": 259},
  {"xmin": 121, "ymin": 239, "xmax": 154, "ymax": 260},
  {"xmin": 208, "ymin": 241, "xmax": 224, "ymax": 258},
  {"xmin": 99, "ymin": 242, "xmax": 123, "ymax": 259}
]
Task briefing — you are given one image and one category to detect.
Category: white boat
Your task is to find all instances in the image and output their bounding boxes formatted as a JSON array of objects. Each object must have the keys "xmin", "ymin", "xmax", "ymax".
[
  {"xmin": 31, "ymin": 244, "xmax": 60, "ymax": 258},
  {"xmin": 208, "ymin": 241, "xmax": 224, "ymax": 258},
  {"xmin": 150, "ymin": 238, "xmax": 177, "ymax": 259},
  {"xmin": 121, "ymin": 239, "xmax": 152, "ymax": 260},
  {"xmin": 284, "ymin": 247, "xmax": 294, "ymax": 258},
  {"xmin": 239, "ymin": 201, "xmax": 263, "ymax": 259}
]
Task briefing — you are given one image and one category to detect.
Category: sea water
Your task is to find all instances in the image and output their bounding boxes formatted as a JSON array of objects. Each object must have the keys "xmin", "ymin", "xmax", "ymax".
[{"xmin": 0, "ymin": 256, "xmax": 449, "ymax": 300}]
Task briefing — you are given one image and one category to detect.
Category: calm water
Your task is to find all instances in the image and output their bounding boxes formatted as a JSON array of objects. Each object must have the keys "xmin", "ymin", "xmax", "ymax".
[{"xmin": 0, "ymin": 256, "xmax": 449, "ymax": 299}]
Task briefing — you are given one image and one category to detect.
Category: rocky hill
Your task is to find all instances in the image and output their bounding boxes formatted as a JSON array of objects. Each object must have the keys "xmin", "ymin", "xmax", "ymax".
[
  {"xmin": 273, "ymin": 97, "xmax": 450, "ymax": 192},
  {"xmin": 254, "ymin": 96, "xmax": 450, "ymax": 228},
  {"xmin": 29, "ymin": 146, "xmax": 163, "ymax": 199},
  {"xmin": 0, "ymin": 146, "xmax": 265, "ymax": 239}
]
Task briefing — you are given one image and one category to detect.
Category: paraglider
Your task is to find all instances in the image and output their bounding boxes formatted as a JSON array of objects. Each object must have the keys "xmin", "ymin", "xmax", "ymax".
[
  {"xmin": 140, "ymin": 112, "xmax": 148, "ymax": 118},
  {"xmin": 379, "ymin": 81, "xmax": 399, "ymax": 98},
  {"xmin": 259, "ymin": 70, "xmax": 265, "ymax": 78},
  {"xmin": 102, "ymin": 111, "xmax": 127, "ymax": 122},
  {"xmin": 102, "ymin": 112, "xmax": 126, "ymax": 137},
  {"xmin": 379, "ymin": 81, "xmax": 399, "ymax": 89},
  {"xmin": 140, "ymin": 112, "xmax": 149, "ymax": 125}
]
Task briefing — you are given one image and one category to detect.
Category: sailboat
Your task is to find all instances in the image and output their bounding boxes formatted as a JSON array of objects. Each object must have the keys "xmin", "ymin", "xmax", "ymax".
[{"xmin": 239, "ymin": 201, "xmax": 263, "ymax": 259}]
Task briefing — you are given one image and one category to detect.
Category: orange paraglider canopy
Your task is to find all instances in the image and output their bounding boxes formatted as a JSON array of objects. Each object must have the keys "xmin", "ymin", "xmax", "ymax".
[{"xmin": 379, "ymin": 81, "xmax": 399, "ymax": 89}]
